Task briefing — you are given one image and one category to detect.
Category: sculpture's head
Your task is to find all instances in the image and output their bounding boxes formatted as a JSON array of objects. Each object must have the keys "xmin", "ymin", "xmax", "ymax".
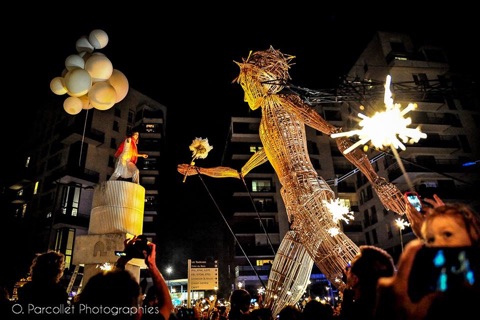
[{"xmin": 233, "ymin": 46, "xmax": 294, "ymax": 110}]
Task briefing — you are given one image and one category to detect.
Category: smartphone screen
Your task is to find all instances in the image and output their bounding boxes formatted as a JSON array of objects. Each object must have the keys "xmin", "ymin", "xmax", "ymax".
[
  {"xmin": 408, "ymin": 246, "xmax": 480, "ymax": 302},
  {"xmin": 405, "ymin": 192, "xmax": 422, "ymax": 212},
  {"xmin": 114, "ymin": 251, "xmax": 127, "ymax": 257}
]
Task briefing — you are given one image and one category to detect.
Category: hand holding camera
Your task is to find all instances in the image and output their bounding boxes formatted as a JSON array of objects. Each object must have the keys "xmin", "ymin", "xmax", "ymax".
[{"xmin": 115, "ymin": 235, "xmax": 152, "ymax": 260}]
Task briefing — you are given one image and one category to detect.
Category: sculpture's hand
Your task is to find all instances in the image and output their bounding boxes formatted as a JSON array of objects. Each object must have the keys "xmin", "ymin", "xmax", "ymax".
[
  {"xmin": 177, "ymin": 163, "xmax": 199, "ymax": 176},
  {"xmin": 373, "ymin": 177, "xmax": 406, "ymax": 215}
]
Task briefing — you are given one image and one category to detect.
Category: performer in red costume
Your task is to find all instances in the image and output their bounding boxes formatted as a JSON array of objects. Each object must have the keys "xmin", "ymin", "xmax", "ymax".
[{"xmin": 110, "ymin": 131, "xmax": 148, "ymax": 184}]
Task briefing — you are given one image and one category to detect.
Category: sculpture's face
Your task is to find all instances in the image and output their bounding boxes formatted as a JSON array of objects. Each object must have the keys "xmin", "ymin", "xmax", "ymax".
[
  {"xmin": 237, "ymin": 64, "xmax": 280, "ymax": 110},
  {"xmin": 235, "ymin": 47, "xmax": 293, "ymax": 110},
  {"xmin": 237, "ymin": 67, "xmax": 264, "ymax": 110}
]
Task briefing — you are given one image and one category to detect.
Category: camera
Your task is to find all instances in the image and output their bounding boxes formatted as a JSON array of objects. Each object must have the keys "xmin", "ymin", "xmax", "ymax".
[
  {"xmin": 408, "ymin": 246, "xmax": 480, "ymax": 302},
  {"xmin": 405, "ymin": 191, "xmax": 422, "ymax": 212},
  {"xmin": 115, "ymin": 235, "xmax": 151, "ymax": 259}
]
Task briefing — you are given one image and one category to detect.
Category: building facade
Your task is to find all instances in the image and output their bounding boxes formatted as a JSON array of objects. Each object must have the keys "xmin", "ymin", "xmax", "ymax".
[{"xmin": 3, "ymin": 88, "xmax": 167, "ymax": 293}]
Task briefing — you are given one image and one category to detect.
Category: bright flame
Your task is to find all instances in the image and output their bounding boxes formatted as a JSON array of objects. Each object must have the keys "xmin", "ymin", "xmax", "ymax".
[
  {"xmin": 323, "ymin": 198, "xmax": 354, "ymax": 224},
  {"xmin": 331, "ymin": 75, "xmax": 427, "ymax": 154}
]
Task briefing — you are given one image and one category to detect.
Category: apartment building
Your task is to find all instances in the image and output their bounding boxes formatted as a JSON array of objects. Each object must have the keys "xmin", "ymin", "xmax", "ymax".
[{"xmin": 3, "ymin": 88, "xmax": 167, "ymax": 291}]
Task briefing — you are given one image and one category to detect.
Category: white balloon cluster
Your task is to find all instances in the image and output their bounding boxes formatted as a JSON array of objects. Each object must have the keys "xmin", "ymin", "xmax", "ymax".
[{"xmin": 50, "ymin": 29, "xmax": 129, "ymax": 115}]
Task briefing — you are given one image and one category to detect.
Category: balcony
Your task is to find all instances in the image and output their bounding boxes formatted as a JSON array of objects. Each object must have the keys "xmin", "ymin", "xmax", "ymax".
[
  {"xmin": 59, "ymin": 120, "xmax": 105, "ymax": 146},
  {"xmin": 235, "ymin": 264, "xmax": 272, "ymax": 278},
  {"xmin": 400, "ymin": 136, "xmax": 460, "ymax": 155},
  {"xmin": 387, "ymin": 159, "xmax": 465, "ymax": 182},
  {"xmin": 410, "ymin": 112, "xmax": 461, "ymax": 133},
  {"xmin": 50, "ymin": 164, "xmax": 100, "ymax": 184},
  {"xmin": 53, "ymin": 212, "xmax": 90, "ymax": 229}
]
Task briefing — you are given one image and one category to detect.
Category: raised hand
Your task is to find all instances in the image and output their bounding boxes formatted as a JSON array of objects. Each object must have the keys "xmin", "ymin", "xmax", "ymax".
[
  {"xmin": 423, "ymin": 194, "xmax": 445, "ymax": 208},
  {"xmin": 404, "ymin": 197, "xmax": 425, "ymax": 238}
]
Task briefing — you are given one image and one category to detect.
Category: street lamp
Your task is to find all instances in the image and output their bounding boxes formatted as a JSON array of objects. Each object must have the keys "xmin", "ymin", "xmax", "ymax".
[
  {"xmin": 395, "ymin": 218, "xmax": 410, "ymax": 252},
  {"xmin": 166, "ymin": 266, "xmax": 173, "ymax": 292}
]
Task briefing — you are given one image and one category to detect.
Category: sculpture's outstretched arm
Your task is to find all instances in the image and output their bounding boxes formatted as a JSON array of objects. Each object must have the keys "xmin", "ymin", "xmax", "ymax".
[
  {"xmin": 177, "ymin": 164, "xmax": 241, "ymax": 179},
  {"xmin": 177, "ymin": 149, "xmax": 268, "ymax": 180},
  {"xmin": 281, "ymin": 94, "xmax": 338, "ymax": 135},
  {"xmin": 240, "ymin": 149, "xmax": 268, "ymax": 177},
  {"xmin": 336, "ymin": 137, "xmax": 406, "ymax": 215},
  {"xmin": 281, "ymin": 94, "xmax": 406, "ymax": 215}
]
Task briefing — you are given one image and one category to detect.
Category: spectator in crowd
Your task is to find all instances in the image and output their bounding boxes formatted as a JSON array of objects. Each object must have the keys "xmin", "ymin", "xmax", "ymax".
[
  {"xmin": 338, "ymin": 245, "xmax": 395, "ymax": 320},
  {"xmin": 374, "ymin": 238, "xmax": 480, "ymax": 319},
  {"xmin": 302, "ymin": 300, "xmax": 333, "ymax": 320},
  {"xmin": 17, "ymin": 251, "xmax": 68, "ymax": 308},
  {"xmin": 277, "ymin": 305, "xmax": 302, "ymax": 320},
  {"xmin": 228, "ymin": 289, "xmax": 253, "ymax": 320},
  {"xmin": 420, "ymin": 202, "xmax": 480, "ymax": 247},
  {"xmin": 141, "ymin": 285, "xmax": 164, "ymax": 320},
  {"xmin": 217, "ymin": 306, "xmax": 227, "ymax": 320},
  {"xmin": 250, "ymin": 307, "xmax": 273, "ymax": 320},
  {"xmin": 0, "ymin": 285, "xmax": 13, "ymax": 318},
  {"xmin": 375, "ymin": 202, "xmax": 480, "ymax": 319},
  {"xmin": 73, "ymin": 236, "xmax": 173, "ymax": 320},
  {"xmin": 405, "ymin": 192, "xmax": 480, "ymax": 246}
]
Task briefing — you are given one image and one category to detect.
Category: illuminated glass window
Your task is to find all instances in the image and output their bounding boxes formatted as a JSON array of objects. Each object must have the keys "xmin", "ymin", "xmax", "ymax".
[
  {"xmin": 145, "ymin": 123, "xmax": 159, "ymax": 133},
  {"xmin": 252, "ymin": 179, "xmax": 271, "ymax": 192},
  {"xmin": 249, "ymin": 144, "xmax": 263, "ymax": 153}
]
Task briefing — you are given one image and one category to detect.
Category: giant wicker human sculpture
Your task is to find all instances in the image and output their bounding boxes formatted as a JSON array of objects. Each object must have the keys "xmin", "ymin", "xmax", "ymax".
[{"xmin": 178, "ymin": 46, "xmax": 406, "ymax": 316}]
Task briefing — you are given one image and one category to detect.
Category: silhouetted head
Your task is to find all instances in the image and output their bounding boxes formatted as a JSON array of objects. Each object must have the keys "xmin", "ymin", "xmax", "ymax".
[
  {"xmin": 229, "ymin": 289, "xmax": 251, "ymax": 313},
  {"xmin": 29, "ymin": 251, "xmax": 65, "ymax": 283}
]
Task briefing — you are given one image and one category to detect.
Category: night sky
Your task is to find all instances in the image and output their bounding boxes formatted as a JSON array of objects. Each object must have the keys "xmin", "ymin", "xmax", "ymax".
[{"xmin": 2, "ymin": 6, "xmax": 477, "ymax": 280}]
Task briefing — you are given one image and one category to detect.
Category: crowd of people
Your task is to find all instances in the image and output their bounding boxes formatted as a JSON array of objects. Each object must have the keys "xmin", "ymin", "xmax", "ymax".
[{"xmin": 1, "ymin": 194, "xmax": 479, "ymax": 319}]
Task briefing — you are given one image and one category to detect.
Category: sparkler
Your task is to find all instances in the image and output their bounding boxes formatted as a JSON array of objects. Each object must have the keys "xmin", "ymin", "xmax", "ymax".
[{"xmin": 331, "ymin": 75, "xmax": 427, "ymax": 154}]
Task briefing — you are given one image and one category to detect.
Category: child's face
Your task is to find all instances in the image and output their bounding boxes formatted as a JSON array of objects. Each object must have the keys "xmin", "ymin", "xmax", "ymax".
[{"xmin": 423, "ymin": 215, "xmax": 472, "ymax": 247}]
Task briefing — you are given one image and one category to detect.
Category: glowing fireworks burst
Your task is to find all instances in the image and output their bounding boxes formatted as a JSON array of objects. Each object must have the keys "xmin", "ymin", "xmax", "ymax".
[
  {"xmin": 97, "ymin": 262, "xmax": 113, "ymax": 271},
  {"xmin": 327, "ymin": 227, "xmax": 341, "ymax": 237},
  {"xmin": 323, "ymin": 198, "xmax": 354, "ymax": 224},
  {"xmin": 331, "ymin": 75, "xmax": 427, "ymax": 154},
  {"xmin": 395, "ymin": 217, "xmax": 410, "ymax": 230}
]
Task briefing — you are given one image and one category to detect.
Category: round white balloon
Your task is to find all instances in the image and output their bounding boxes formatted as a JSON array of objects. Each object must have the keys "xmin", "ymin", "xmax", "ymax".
[
  {"xmin": 76, "ymin": 36, "xmax": 94, "ymax": 53},
  {"xmin": 79, "ymin": 95, "xmax": 93, "ymax": 110},
  {"xmin": 85, "ymin": 53, "xmax": 113, "ymax": 82},
  {"xmin": 64, "ymin": 96, "xmax": 83, "ymax": 115},
  {"xmin": 108, "ymin": 69, "xmax": 129, "ymax": 102},
  {"xmin": 88, "ymin": 82, "xmax": 116, "ymax": 110},
  {"xmin": 88, "ymin": 29, "xmax": 109, "ymax": 49},
  {"xmin": 65, "ymin": 54, "xmax": 85, "ymax": 71},
  {"xmin": 50, "ymin": 77, "xmax": 67, "ymax": 95},
  {"xmin": 65, "ymin": 69, "xmax": 92, "ymax": 97}
]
